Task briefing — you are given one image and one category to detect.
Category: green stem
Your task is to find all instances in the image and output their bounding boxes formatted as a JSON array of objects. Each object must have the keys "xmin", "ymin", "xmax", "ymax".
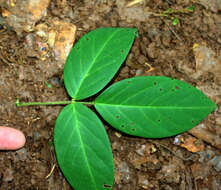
[
  {"xmin": 76, "ymin": 101, "xmax": 94, "ymax": 105},
  {"xmin": 16, "ymin": 99, "xmax": 95, "ymax": 107},
  {"xmin": 16, "ymin": 100, "xmax": 73, "ymax": 107}
]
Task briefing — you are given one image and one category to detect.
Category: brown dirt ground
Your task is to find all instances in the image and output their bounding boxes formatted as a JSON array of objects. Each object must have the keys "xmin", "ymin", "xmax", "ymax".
[{"xmin": 0, "ymin": 0, "xmax": 221, "ymax": 190}]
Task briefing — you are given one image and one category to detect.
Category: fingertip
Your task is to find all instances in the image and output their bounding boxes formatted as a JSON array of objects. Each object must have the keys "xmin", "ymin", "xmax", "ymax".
[{"xmin": 0, "ymin": 126, "xmax": 26, "ymax": 150}]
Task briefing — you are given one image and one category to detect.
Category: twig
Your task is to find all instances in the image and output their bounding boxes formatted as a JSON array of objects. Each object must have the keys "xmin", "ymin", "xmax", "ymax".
[
  {"xmin": 148, "ymin": 139, "xmax": 195, "ymax": 161},
  {"xmin": 164, "ymin": 20, "xmax": 182, "ymax": 41},
  {"xmin": 144, "ymin": 62, "xmax": 155, "ymax": 73},
  {"xmin": 147, "ymin": 6, "xmax": 195, "ymax": 17},
  {"xmin": 164, "ymin": 0, "xmax": 173, "ymax": 5},
  {"xmin": 45, "ymin": 164, "xmax": 56, "ymax": 179},
  {"xmin": 0, "ymin": 52, "xmax": 10, "ymax": 65},
  {"xmin": 126, "ymin": 0, "xmax": 145, "ymax": 7}
]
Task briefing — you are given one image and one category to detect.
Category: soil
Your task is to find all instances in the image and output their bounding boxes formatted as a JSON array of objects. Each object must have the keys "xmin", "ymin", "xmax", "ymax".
[{"xmin": 0, "ymin": 0, "xmax": 221, "ymax": 190}]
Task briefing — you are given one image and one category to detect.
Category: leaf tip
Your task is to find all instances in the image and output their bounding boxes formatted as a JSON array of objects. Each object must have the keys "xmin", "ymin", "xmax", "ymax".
[{"xmin": 134, "ymin": 29, "xmax": 139, "ymax": 37}]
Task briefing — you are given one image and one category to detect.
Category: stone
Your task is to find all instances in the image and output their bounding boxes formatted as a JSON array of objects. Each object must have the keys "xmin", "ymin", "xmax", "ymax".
[{"xmin": 1, "ymin": 0, "xmax": 50, "ymax": 35}]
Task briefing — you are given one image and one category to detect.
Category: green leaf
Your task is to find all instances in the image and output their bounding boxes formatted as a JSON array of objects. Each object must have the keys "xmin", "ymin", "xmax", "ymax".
[
  {"xmin": 172, "ymin": 18, "xmax": 179, "ymax": 26},
  {"xmin": 187, "ymin": 5, "xmax": 195, "ymax": 11},
  {"xmin": 45, "ymin": 81, "xmax": 52, "ymax": 88},
  {"xmin": 64, "ymin": 27, "xmax": 137, "ymax": 100},
  {"xmin": 164, "ymin": 8, "xmax": 172, "ymax": 14},
  {"xmin": 95, "ymin": 76, "xmax": 217, "ymax": 138},
  {"xmin": 54, "ymin": 103, "xmax": 114, "ymax": 190}
]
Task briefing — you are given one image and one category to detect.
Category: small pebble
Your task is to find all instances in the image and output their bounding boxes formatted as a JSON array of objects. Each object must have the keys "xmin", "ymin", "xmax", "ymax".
[
  {"xmin": 135, "ymin": 69, "xmax": 144, "ymax": 76},
  {"xmin": 136, "ymin": 144, "xmax": 146, "ymax": 156},
  {"xmin": 209, "ymin": 156, "xmax": 221, "ymax": 172},
  {"xmin": 3, "ymin": 168, "xmax": 14, "ymax": 182}
]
